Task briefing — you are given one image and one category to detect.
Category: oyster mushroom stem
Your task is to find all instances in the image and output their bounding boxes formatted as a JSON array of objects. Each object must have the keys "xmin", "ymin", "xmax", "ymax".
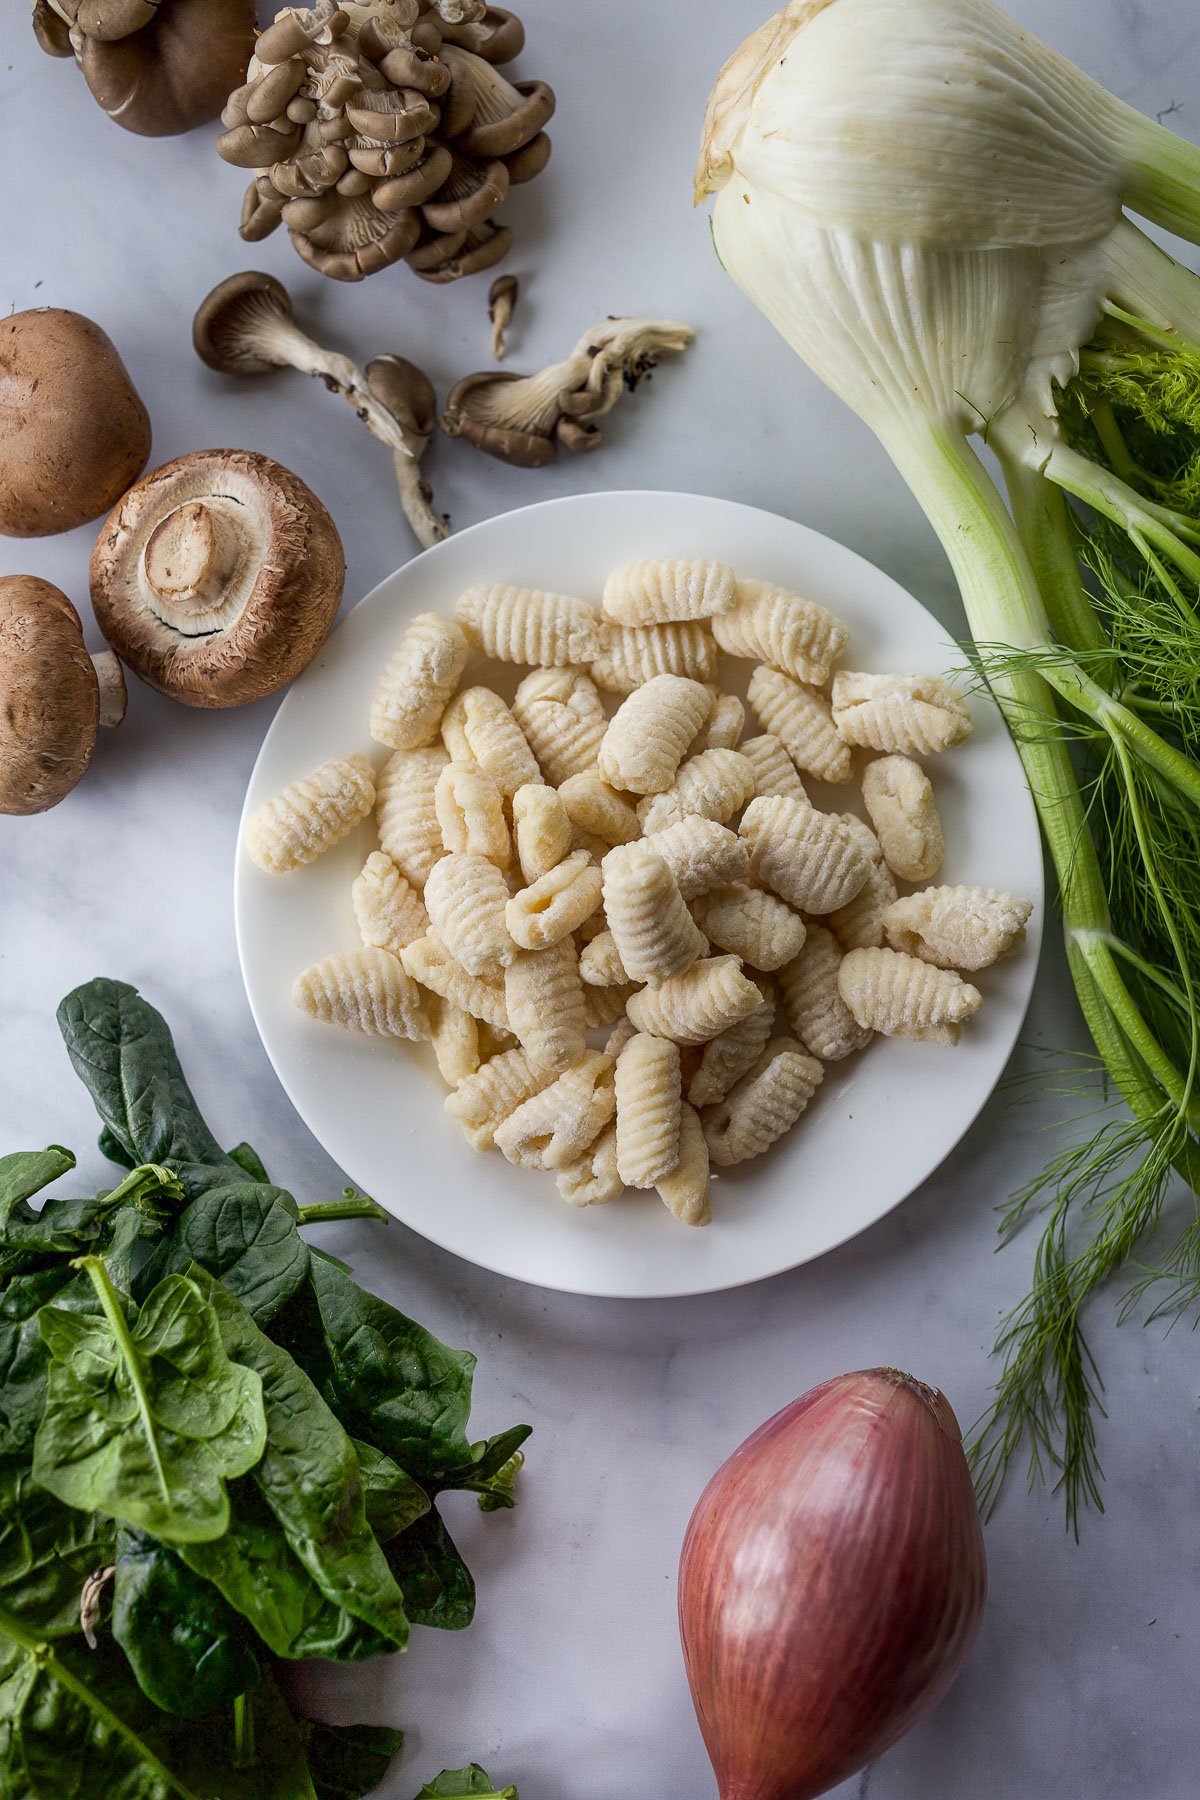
[
  {"xmin": 488, "ymin": 273, "xmax": 518, "ymax": 360},
  {"xmin": 192, "ymin": 271, "xmax": 446, "ymax": 549},
  {"xmin": 440, "ymin": 317, "xmax": 696, "ymax": 466}
]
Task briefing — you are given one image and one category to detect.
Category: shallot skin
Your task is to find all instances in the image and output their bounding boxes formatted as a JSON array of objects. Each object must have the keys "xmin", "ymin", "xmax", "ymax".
[{"xmin": 678, "ymin": 1369, "xmax": 987, "ymax": 1800}]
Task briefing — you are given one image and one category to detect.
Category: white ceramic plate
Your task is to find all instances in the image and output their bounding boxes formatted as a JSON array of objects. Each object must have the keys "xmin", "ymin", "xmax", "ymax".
[{"xmin": 235, "ymin": 491, "xmax": 1043, "ymax": 1299}]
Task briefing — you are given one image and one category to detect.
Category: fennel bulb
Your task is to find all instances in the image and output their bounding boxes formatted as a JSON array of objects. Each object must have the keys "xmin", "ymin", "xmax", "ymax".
[{"xmin": 698, "ymin": 0, "xmax": 1200, "ymax": 1528}]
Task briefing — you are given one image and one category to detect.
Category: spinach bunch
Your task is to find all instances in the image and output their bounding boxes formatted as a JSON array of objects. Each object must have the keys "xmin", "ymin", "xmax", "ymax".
[{"xmin": 0, "ymin": 979, "xmax": 530, "ymax": 1800}]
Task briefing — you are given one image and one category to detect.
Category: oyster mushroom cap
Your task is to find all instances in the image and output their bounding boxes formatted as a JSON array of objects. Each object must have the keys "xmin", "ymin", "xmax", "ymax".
[
  {"xmin": 192, "ymin": 271, "xmax": 298, "ymax": 374},
  {"xmin": 53, "ymin": 0, "xmax": 258, "ymax": 136},
  {"xmin": 0, "ymin": 308, "xmax": 151, "ymax": 538},
  {"xmin": 366, "ymin": 354, "xmax": 438, "ymax": 443},
  {"xmin": 90, "ymin": 450, "xmax": 345, "ymax": 708},
  {"xmin": 0, "ymin": 575, "xmax": 118, "ymax": 815}
]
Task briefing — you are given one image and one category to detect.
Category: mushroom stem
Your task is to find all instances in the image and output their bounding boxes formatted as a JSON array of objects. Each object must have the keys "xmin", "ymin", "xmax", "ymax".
[
  {"xmin": 92, "ymin": 650, "xmax": 127, "ymax": 727},
  {"xmin": 489, "ymin": 274, "xmax": 518, "ymax": 361},
  {"xmin": 390, "ymin": 447, "xmax": 448, "ymax": 550}
]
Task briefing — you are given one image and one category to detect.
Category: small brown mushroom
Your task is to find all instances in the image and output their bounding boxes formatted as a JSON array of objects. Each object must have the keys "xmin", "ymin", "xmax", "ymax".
[
  {"xmin": 488, "ymin": 273, "xmax": 519, "ymax": 360},
  {"xmin": 0, "ymin": 575, "xmax": 126, "ymax": 815},
  {"xmin": 440, "ymin": 318, "xmax": 696, "ymax": 466},
  {"xmin": 192, "ymin": 272, "xmax": 447, "ymax": 549},
  {"xmin": 89, "ymin": 450, "xmax": 344, "ymax": 709},
  {"xmin": 0, "ymin": 309, "xmax": 151, "ymax": 538}
]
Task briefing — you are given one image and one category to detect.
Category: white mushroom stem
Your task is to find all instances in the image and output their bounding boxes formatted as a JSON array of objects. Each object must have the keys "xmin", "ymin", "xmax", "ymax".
[
  {"xmin": 92, "ymin": 651, "xmax": 127, "ymax": 727},
  {"xmin": 465, "ymin": 318, "xmax": 696, "ymax": 434}
]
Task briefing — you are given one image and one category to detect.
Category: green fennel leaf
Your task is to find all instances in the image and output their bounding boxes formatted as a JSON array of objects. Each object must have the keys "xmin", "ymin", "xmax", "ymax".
[
  {"xmin": 112, "ymin": 1527, "xmax": 261, "ymax": 1719},
  {"xmin": 300, "ymin": 1719, "xmax": 405, "ymax": 1800},
  {"xmin": 410, "ymin": 1768, "xmax": 517, "ymax": 1800}
]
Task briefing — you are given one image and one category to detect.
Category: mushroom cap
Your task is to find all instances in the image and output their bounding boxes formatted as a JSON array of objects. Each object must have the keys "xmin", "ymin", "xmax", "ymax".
[
  {"xmin": 0, "ymin": 575, "xmax": 100, "ymax": 815},
  {"xmin": 78, "ymin": 0, "xmax": 258, "ymax": 136},
  {"xmin": 192, "ymin": 271, "xmax": 295, "ymax": 375},
  {"xmin": 90, "ymin": 450, "xmax": 345, "ymax": 709},
  {"xmin": 366, "ymin": 354, "xmax": 438, "ymax": 441},
  {"xmin": 0, "ymin": 309, "xmax": 151, "ymax": 538}
]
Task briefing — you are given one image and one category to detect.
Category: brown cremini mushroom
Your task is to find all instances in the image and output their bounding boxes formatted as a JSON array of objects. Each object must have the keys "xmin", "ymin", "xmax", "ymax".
[
  {"xmin": 89, "ymin": 450, "xmax": 344, "ymax": 708},
  {"xmin": 0, "ymin": 309, "xmax": 151, "ymax": 538},
  {"xmin": 0, "ymin": 575, "xmax": 126, "ymax": 815},
  {"xmin": 441, "ymin": 318, "xmax": 696, "ymax": 467},
  {"xmin": 193, "ymin": 271, "xmax": 446, "ymax": 549},
  {"xmin": 488, "ymin": 273, "xmax": 518, "ymax": 360},
  {"xmin": 33, "ymin": 0, "xmax": 257, "ymax": 136}
]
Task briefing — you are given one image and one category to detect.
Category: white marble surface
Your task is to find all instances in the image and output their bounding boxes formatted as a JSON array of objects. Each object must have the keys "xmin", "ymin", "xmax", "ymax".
[{"xmin": 2, "ymin": 2, "xmax": 1199, "ymax": 1794}]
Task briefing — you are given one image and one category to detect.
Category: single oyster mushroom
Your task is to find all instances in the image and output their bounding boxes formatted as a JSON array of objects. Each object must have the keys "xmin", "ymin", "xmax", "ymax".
[
  {"xmin": 0, "ymin": 309, "xmax": 151, "ymax": 537},
  {"xmin": 488, "ymin": 273, "xmax": 518, "ymax": 360},
  {"xmin": 89, "ymin": 450, "xmax": 344, "ymax": 708},
  {"xmin": 441, "ymin": 317, "xmax": 696, "ymax": 466},
  {"xmin": 0, "ymin": 575, "xmax": 126, "ymax": 815},
  {"xmin": 193, "ymin": 271, "xmax": 446, "ymax": 549}
]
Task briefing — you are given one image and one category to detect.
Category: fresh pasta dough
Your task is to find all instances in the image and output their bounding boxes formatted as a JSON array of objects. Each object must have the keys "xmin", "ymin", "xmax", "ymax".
[
  {"xmin": 246, "ymin": 753, "xmax": 376, "ymax": 874},
  {"xmin": 455, "ymin": 583, "xmax": 602, "ymax": 666},
  {"xmin": 371, "ymin": 612, "xmax": 468, "ymax": 751},
  {"xmin": 687, "ymin": 980, "xmax": 775, "ymax": 1107},
  {"xmin": 690, "ymin": 883, "xmax": 808, "ymax": 972},
  {"xmin": 352, "ymin": 850, "xmax": 429, "ymax": 955},
  {"xmin": 376, "ymin": 745, "xmax": 449, "ymax": 890},
  {"xmin": 506, "ymin": 849, "xmax": 602, "ymax": 950},
  {"xmin": 740, "ymin": 795, "xmax": 871, "ymax": 914},
  {"xmin": 748, "ymin": 665, "xmax": 853, "ymax": 783},
  {"xmin": 512, "ymin": 667, "xmax": 608, "ymax": 784},
  {"xmin": 293, "ymin": 948, "xmax": 429, "ymax": 1039},
  {"xmin": 513, "ymin": 783, "xmax": 573, "ymax": 882},
  {"xmin": 441, "ymin": 686, "xmax": 541, "ymax": 796},
  {"xmin": 615, "ymin": 1032, "xmax": 682, "ymax": 1187},
  {"xmin": 830, "ymin": 672, "xmax": 972, "ymax": 755},
  {"xmin": 837, "ymin": 946, "xmax": 983, "ymax": 1046},
  {"xmin": 626, "ymin": 955, "xmax": 763, "ymax": 1044},
  {"xmin": 860, "ymin": 754, "xmax": 944, "ymax": 881},
  {"xmin": 644, "ymin": 814, "xmax": 751, "ymax": 899},
  {"xmin": 423, "ymin": 852, "xmax": 516, "ymax": 977},
  {"xmin": 602, "ymin": 557, "xmax": 736, "ymax": 625},
  {"xmin": 592, "ymin": 620, "xmax": 718, "ymax": 692},
  {"xmin": 713, "ymin": 579, "xmax": 849, "ymax": 685},
  {"xmin": 602, "ymin": 841, "xmax": 708, "ymax": 985},
  {"xmin": 702, "ymin": 1038, "xmax": 824, "ymax": 1166},
  {"xmin": 883, "ymin": 886, "xmax": 1033, "ymax": 971},
  {"xmin": 655, "ymin": 1102, "xmax": 711, "ymax": 1227},
  {"xmin": 597, "ymin": 675, "xmax": 712, "ymax": 795},
  {"xmin": 637, "ymin": 748, "xmax": 757, "ymax": 834},
  {"xmin": 778, "ymin": 926, "xmax": 872, "ymax": 1062},
  {"xmin": 435, "ymin": 760, "xmax": 511, "ymax": 867},
  {"xmin": 505, "ymin": 939, "xmax": 588, "ymax": 1072}
]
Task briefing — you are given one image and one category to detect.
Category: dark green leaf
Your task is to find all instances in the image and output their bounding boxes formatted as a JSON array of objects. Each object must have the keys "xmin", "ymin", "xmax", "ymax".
[
  {"xmin": 353, "ymin": 1441, "xmax": 430, "ymax": 1545},
  {"xmin": 112, "ymin": 1528, "xmax": 261, "ymax": 1719},
  {"xmin": 434, "ymin": 1427, "xmax": 532, "ymax": 1504},
  {"xmin": 226, "ymin": 1143, "xmax": 271, "ymax": 1184},
  {"xmin": 386, "ymin": 1509, "xmax": 474, "ymax": 1631},
  {"xmin": 0, "ymin": 1460, "xmax": 114, "ymax": 1637},
  {"xmin": 0, "ymin": 1148, "xmax": 76, "ymax": 1228},
  {"xmin": 300, "ymin": 1719, "xmax": 405, "ymax": 1800},
  {"xmin": 139, "ymin": 1186, "xmax": 307, "ymax": 1325},
  {"xmin": 0, "ymin": 1166, "xmax": 182, "ymax": 1286},
  {"xmin": 410, "ymin": 1768, "xmax": 517, "ymax": 1800},
  {"xmin": 98, "ymin": 1127, "xmax": 137, "ymax": 1170}
]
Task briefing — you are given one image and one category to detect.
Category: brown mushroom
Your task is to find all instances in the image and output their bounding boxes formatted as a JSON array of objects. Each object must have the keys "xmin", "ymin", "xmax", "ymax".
[
  {"xmin": 89, "ymin": 450, "xmax": 344, "ymax": 709},
  {"xmin": 488, "ymin": 273, "xmax": 519, "ymax": 360},
  {"xmin": 440, "ymin": 318, "xmax": 696, "ymax": 466},
  {"xmin": 0, "ymin": 309, "xmax": 151, "ymax": 538},
  {"xmin": 0, "ymin": 575, "xmax": 126, "ymax": 815},
  {"xmin": 414, "ymin": 220, "xmax": 513, "ymax": 283},
  {"xmin": 438, "ymin": 5, "xmax": 525, "ymax": 63},
  {"xmin": 192, "ymin": 272, "xmax": 447, "ymax": 549}
]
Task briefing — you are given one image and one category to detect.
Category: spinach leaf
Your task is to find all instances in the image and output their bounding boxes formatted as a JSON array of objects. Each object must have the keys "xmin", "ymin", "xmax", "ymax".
[
  {"xmin": 353, "ymin": 1441, "xmax": 430, "ymax": 1545},
  {"xmin": 98, "ymin": 1126, "xmax": 137, "ymax": 1170},
  {"xmin": 0, "ymin": 1148, "xmax": 76, "ymax": 1227},
  {"xmin": 139, "ymin": 1185, "xmax": 308, "ymax": 1325},
  {"xmin": 0, "ymin": 1461, "xmax": 114, "ymax": 1638},
  {"xmin": 33, "ymin": 1262, "xmax": 266, "ymax": 1544},
  {"xmin": 299, "ymin": 1720, "xmax": 405, "ymax": 1800},
  {"xmin": 0, "ymin": 1165, "xmax": 182, "ymax": 1286},
  {"xmin": 433, "ymin": 1426, "xmax": 532, "ymax": 1506},
  {"xmin": 112, "ymin": 1528, "xmax": 261, "ymax": 1719},
  {"xmin": 386, "ymin": 1509, "xmax": 475, "ymax": 1631},
  {"xmin": 226, "ymin": 1143, "xmax": 271, "ymax": 1184},
  {"xmin": 411, "ymin": 1769, "xmax": 517, "ymax": 1799}
]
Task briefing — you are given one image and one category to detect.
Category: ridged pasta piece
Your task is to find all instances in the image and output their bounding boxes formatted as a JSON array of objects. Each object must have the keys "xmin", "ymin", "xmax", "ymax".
[
  {"xmin": 352, "ymin": 850, "xmax": 429, "ymax": 955},
  {"xmin": 738, "ymin": 733, "xmax": 809, "ymax": 803},
  {"xmin": 656, "ymin": 1103, "xmax": 711, "ymax": 1226},
  {"xmin": 602, "ymin": 841, "xmax": 708, "ymax": 986},
  {"xmin": 597, "ymin": 675, "xmax": 712, "ymax": 795},
  {"xmin": 702, "ymin": 1037, "xmax": 824, "ymax": 1167},
  {"xmin": 423, "ymin": 853, "xmax": 516, "ymax": 977},
  {"xmin": 558, "ymin": 773, "xmax": 642, "ymax": 846},
  {"xmin": 712, "ymin": 579, "xmax": 849, "ymax": 684},
  {"xmin": 778, "ymin": 926, "xmax": 873, "ymax": 1061},
  {"xmin": 513, "ymin": 783, "xmax": 572, "ymax": 883},
  {"xmin": 604, "ymin": 1014, "xmax": 638, "ymax": 1059},
  {"xmin": 602, "ymin": 557, "xmax": 737, "ymax": 624},
  {"xmin": 493, "ymin": 1050, "xmax": 615, "ymax": 1170},
  {"xmin": 837, "ymin": 946, "xmax": 982, "ymax": 1046},
  {"xmin": 883, "ymin": 886, "xmax": 1033, "ymax": 971},
  {"xmin": 637, "ymin": 748, "xmax": 758, "ymax": 834},
  {"xmin": 740, "ymin": 795, "xmax": 871, "ymax": 914},
  {"xmin": 246, "ymin": 753, "xmax": 375, "ymax": 874},
  {"xmin": 445, "ymin": 1047, "xmax": 556, "ymax": 1150},
  {"xmin": 400, "ymin": 932, "xmax": 509, "ymax": 1031},
  {"xmin": 293, "ymin": 948, "xmax": 429, "ymax": 1039},
  {"xmin": 441, "ymin": 687, "xmax": 541, "ymax": 797},
  {"xmin": 574, "ymin": 898, "xmax": 608, "ymax": 944},
  {"xmin": 477, "ymin": 1019, "xmax": 519, "ymax": 1057},
  {"xmin": 644, "ymin": 815, "xmax": 750, "ymax": 900},
  {"xmin": 426, "ymin": 994, "xmax": 480, "ymax": 1087},
  {"xmin": 505, "ymin": 851, "xmax": 602, "ymax": 952},
  {"xmin": 583, "ymin": 982, "xmax": 637, "ymax": 1029},
  {"xmin": 592, "ymin": 620, "xmax": 718, "ymax": 693},
  {"xmin": 831, "ymin": 672, "xmax": 972, "ymax": 755},
  {"xmin": 579, "ymin": 929, "xmax": 630, "ymax": 987},
  {"xmin": 615, "ymin": 1033, "xmax": 682, "ymax": 1187},
  {"xmin": 693, "ymin": 690, "xmax": 745, "ymax": 753},
  {"xmin": 505, "ymin": 939, "xmax": 588, "ymax": 1072},
  {"xmin": 748, "ymin": 666, "xmax": 853, "ymax": 784},
  {"xmin": 827, "ymin": 857, "xmax": 899, "ymax": 952},
  {"xmin": 688, "ymin": 980, "xmax": 776, "ymax": 1107},
  {"xmin": 435, "ymin": 761, "xmax": 511, "ymax": 867},
  {"xmin": 860, "ymin": 754, "xmax": 944, "ymax": 882},
  {"xmin": 376, "ymin": 745, "xmax": 449, "ymax": 891},
  {"xmin": 556, "ymin": 1122, "xmax": 623, "ymax": 1208},
  {"xmin": 454, "ymin": 583, "xmax": 602, "ymax": 666},
  {"xmin": 626, "ymin": 955, "xmax": 763, "ymax": 1044},
  {"xmin": 691, "ymin": 884, "xmax": 808, "ymax": 972},
  {"xmin": 370, "ymin": 612, "xmax": 468, "ymax": 750},
  {"xmin": 512, "ymin": 667, "xmax": 608, "ymax": 784}
]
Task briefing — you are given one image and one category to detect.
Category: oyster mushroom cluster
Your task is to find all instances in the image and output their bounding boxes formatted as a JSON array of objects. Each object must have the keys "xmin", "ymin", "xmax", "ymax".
[{"xmin": 217, "ymin": 0, "xmax": 554, "ymax": 283}]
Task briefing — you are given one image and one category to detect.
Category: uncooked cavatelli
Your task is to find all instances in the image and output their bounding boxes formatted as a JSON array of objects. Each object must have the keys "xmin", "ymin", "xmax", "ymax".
[
  {"xmin": 687, "ymin": 979, "xmax": 775, "ymax": 1107},
  {"xmin": 455, "ymin": 583, "xmax": 603, "ymax": 666},
  {"xmin": 435, "ymin": 760, "xmax": 512, "ymax": 867},
  {"xmin": 778, "ymin": 925, "xmax": 873, "ymax": 1061},
  {"xmin": 837, "ymin": 946, "xmax": 982, "ymax": 1046},
  {"xmin": 644, "ymin": 814, "xmax": 751, "ymax": 900},
  {"xmin": 827, "ymin": 856, "xmax": 899, "ymax": 952},
  {"xmin": 602, "ymin": 840, "xmax": 708, "ymax": 985},
  {"xmin": 702, "ymin": 1037, "xmax": 824, "ymax": 1167},
  {"xmin": 493, "ymin": 1050, "xmax": 616, "ymax": 1170},
  {"xmin": 740, "ymin": 795, "xmax": 871, "ymax": 914},
  {"xmin": 597, "ymin": 675, "xmax": 712, "ymax": 795},
  {"xmin": 582, "ymin": 980, "xmax": 638, "ymax": 1029},
  {"xmin": 860, "ymin": 754, "xmax": 944, "ymax": 882},
  {"xmin": 370, "ymin": 612, "xmax": 468, "ymax": 751},
  {"xmin": 883, "ymin": 885, "xmax": 1033, "ymax": 971},
  {"xmin": 445, "ymin": 1046, "xmax": 557, "ymax": 1151},
  {"xmin": 352, "ymin": 850, "xmax": 428, "ymax": 955},
  {"xmin": 505, "ymin": 939, "xmax": 588, "ymax": 1073},
  {"xmin": 423, "ymin": 852, "xmax": 516, "ymax": 977},
  {"xmin": 579, "ymin": 929, "xmax": 630, "ymax": 988},
  {"xmin": 602, "ymin": 557, "xmax": 737, "ymax": 624},
  {"xmin": 748, "ymin": 665, "xmax": 853, "ymax": 784},
  {"xmin": 557, "ymin": 1121, "xmax": 623, "ymax": 1208},
  {"xmin": 626, "ymin": 955, "xmax": 763, "ymax": 1044},
  {"xmin": 591, "ymin": 620, "xmax": 718, "ymax": 692},
  {"xmin": 376, "ymin": 744, "xmax": 449, "ymax": 890},
  {"xmin": 293, "ymin": 948, "xmax": 429, "ymax": 1040},
  {"xmin": 506, "ymin": 850, "xmax": 602, "ymax": 951},
  {"xmin": 656, "ymin": 1102, "xmax": 712, "ymax": 1226},
  {"xmin": 737, "ymin": 733, "xmax": 809, "ymax": 803},
  {"xmin": 558, "ymin": 774, "xmax": 643, "ymax": 847},
  {"xmin": 637, "ymin": 748, "xmax": 758, "ymax": 834},
  {"xmin": 425, "ymin": 994, "xmax": 480, "ymax": 1089},
  {"xmin": 615, "ymin": 1032, "xmax": 683, "ymax": 1187},
  {"xmin": 400, "ymin": 932, "xmax": 510, "ymax": 1032},
  {"xmin": 513, "ymin": 783, "xmax": 573, "ymax": 883},
  {"xmin": 442, "ymin": 686, "xmax": 542, "ymax": 797},
  {"xmin": 830, "ymin": 672, "xmax": 972, "ymax": 755},
  {"xmin": 693, "ymin": 690, "xmax": 745, "ymax": 752},
  {"xmin": 512, "ymin": 667, "xmax": 608, "ymax": 784},
  {"xmin": 712, "ymin": 579, "xmax": 850, "ymax": 685},
  {"xmin": 245, "ymin": 753, "xmax": 375, "ymax": 874},
  {"xmin": 691, "ymin": 883, "xmax": 808, "ymax": 972}
]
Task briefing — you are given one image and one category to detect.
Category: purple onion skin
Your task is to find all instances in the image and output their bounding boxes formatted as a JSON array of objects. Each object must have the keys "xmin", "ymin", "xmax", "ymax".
[{"xmin": 678, "ymin": 1369, "xmax": 987, "ymax": 1800}]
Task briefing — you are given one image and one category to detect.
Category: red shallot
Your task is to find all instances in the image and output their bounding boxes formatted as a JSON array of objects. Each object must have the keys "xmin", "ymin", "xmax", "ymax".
[{"xmin": 678, "ymin": 1368, "xmax": 987, "ymax": 1799}]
